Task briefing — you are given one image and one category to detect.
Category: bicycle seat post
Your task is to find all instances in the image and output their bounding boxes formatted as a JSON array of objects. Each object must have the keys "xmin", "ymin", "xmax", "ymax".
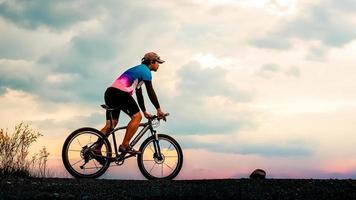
[{"xmin": 109, "ymin": 110, "xmax": 114, "ymax": 131}]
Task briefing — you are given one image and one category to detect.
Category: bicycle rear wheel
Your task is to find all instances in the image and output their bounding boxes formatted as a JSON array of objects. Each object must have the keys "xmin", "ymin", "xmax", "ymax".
[
  {"xmin": 62, "ymin": 127, "xmax": 112, "ymax": 178},
  {"xmin": 137, "ymin": 134, "xmax": 183, "ymax": 180}
]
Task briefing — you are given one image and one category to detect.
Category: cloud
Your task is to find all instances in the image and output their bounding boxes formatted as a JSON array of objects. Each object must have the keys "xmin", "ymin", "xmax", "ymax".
[
  {"xmin": 176, "ymin": 61, "xmax": 253, "ymax": 102},
  {"xmin": 0, "ymin": 59, "xmax": 44, "ymax": 92},
  {"xmin": 238, "ymin": 143, "xmax": 312, "ymax": 157},
  {"xmin": 0, "ymin": 0, "xmax": 98, "ymax": 30},
  {"xmin": 29, "ymin": 112, "xmax": 105, "ymax": 138},
  {"xmin": 0, "ymin": 58, "xmax": 103, "ymax": 103},
  {"xmin": 45, "ymin": 73, "xmax": 80, "ymax": 84},
  {"xmin": 0, "ymin": 87, "xmax": 106, "ymax": 158},
  {"xmin": 160, "ymin": 61, "xmax": 256, "ymax": 135},
  {"xmin": 1, "ymin": 17, "xmax": 122, "ymax": 103},
  {"xmin": 0, "ymin": 0, "xmax": 181, "ymax": 109},
  {"xmin": 251, "ymin": 0, "xmax": 356, "ymax": 50},
  {"xmin": 36, "ymin": 32, "xmax": 120, "ymax": 102},
  {"xmin": 262, "ymin": 63, "xmax": 280, "ymax": 72},
  {"xmin": 255, "ymin": 63, "xmax": 281, "ymax": 78},
  {"xmin": 165, "ymin": 94, "xmax": 254, "ymax": 135},
  {"xmin": 285, "ymin": 66, "xmax": 300, "ymax": 77},
  {"xmin": 251, "ymin": 35, "xmax": 292, "ymax": 50},
  {"xmin": 0, "ymin": 0, "xmax": 277, "ymax": 105},
  {"xmin": 255, "ymin": 63, "xmax": 300, "ymax": 78},
  {"xmin": 181, "ymin": 136, "xmax": 313, "ymax": 157},
  {"xmin": 305, "ymin": 45, "xmax": 328, "ymax": 61}
]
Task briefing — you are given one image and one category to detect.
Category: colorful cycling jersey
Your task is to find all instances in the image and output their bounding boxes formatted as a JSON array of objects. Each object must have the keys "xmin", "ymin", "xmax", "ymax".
[{"xmin": 111, "ymin": 64, "xmax": 152, "ymax": 94}]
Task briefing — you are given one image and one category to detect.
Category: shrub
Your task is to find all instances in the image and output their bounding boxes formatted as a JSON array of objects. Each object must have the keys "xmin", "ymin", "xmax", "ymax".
[
  {"xmin": 0, "ymin": 123, "xmax": 50, "ymax": 177},
  {"xmin": 31, "ymin": 146, "xmax": 51, "ymax": 177}
]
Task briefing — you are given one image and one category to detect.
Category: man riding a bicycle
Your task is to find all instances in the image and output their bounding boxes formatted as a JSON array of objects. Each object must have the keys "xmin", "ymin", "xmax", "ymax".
[
  {"xmin": 95, "ymin": 52, "xmax": 167, "ymax": 157},
  {"xmin": 62, "ymin": 53, "xmax": 182, "ymax": 179}
]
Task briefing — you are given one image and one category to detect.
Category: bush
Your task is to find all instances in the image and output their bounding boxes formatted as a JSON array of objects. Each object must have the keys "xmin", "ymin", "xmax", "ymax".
[
  {"xmin": 31, "ymin": 146, "xmax": 51, "ymax": 177},
  {"xmin": 0, "ymin": 123, "xmax": 50, "ymax": 177}
]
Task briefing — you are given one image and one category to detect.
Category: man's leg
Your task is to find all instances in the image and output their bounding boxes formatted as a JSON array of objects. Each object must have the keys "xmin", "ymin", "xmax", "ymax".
[
  {"xmin": 94, "ymin": 119, "xmax": 118, "ymax": 153},
  {"xmin": 101, "ymin": 120, "xmax": 118, "ymax": 136},
  {"xmin": 122, "ymin": 112, "xmax": 142, "ymax": 147}
]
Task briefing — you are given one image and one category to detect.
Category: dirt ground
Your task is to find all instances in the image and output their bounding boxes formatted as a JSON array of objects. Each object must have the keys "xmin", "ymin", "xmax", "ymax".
[{"xmin": 1, "ymin": 177, "xmax": 356, "ymax": 200}]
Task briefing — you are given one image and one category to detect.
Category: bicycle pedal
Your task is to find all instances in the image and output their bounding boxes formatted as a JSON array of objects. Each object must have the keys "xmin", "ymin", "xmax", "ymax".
[{"xmin": 116, "ymin": 161, "xmax": 124, "ymax": 166}]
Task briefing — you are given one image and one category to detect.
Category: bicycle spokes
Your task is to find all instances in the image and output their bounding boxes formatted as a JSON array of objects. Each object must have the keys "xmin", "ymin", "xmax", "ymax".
[
  {"xmin": 141, "ymin": 138, "xmax": 179, "ymax": 178},
  {"xmin": 65, "ymin": 131, "xmax": 110, "ymax": 176}
]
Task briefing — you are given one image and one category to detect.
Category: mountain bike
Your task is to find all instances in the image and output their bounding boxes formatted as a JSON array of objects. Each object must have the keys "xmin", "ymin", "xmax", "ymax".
[{"xmin": 62, "ymin": 105, "xmax": 183, "ymax": 180}]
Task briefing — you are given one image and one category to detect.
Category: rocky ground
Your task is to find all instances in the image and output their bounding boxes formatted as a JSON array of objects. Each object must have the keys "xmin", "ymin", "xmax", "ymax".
[{"xmin": 1, "ymin": 177, "xmax": 356, "ymax": 200}]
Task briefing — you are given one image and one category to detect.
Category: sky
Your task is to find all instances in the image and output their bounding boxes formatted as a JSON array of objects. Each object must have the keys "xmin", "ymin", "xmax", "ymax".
[{"xmin": 1, "ymin": 0, "xmax": 356, "ymax": 179}]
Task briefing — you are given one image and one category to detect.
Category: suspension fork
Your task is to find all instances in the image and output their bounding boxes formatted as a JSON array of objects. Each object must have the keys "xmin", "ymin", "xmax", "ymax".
[{"xmin": 151, "ymin": 128, "xmax": 163, "ymax": 160}]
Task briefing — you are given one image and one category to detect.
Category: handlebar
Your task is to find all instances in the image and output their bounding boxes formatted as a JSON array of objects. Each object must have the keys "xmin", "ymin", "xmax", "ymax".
[{"xmin": 148, "ymin": 113, "xmax": 170, "ymax": 121}]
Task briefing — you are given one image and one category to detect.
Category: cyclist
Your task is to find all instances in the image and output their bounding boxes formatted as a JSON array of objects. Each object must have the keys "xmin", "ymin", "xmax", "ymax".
[{"xmin": 94, "ymin": 52, "xmax": 167, "ymax": 159}]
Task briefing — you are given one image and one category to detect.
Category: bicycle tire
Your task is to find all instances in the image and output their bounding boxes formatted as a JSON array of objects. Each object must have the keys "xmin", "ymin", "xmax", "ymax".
[
  {"xmin": 137, "ymin": 134, "xmax": 183, "ymax": 180},
  {"xmin": 62, "ymin": 127, "xmax": 112, "ymax": 178}
]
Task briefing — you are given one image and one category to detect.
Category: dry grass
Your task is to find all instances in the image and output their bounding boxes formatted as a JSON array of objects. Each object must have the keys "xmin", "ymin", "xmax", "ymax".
[{"xmin": 0, "ymin": 123, "xmax": 50, "ymax": 177}]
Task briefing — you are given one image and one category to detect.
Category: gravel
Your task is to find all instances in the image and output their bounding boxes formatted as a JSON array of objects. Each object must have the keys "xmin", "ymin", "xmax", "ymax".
[{"xmin": 1, "ymin": 177, "xmax": 356, "ymax": 200}]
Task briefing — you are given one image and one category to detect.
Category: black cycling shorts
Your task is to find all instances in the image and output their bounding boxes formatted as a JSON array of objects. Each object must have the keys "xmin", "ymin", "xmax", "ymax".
[{"xmin": 104, "ymin": 87, "xmax": 140, "ymax": 120}]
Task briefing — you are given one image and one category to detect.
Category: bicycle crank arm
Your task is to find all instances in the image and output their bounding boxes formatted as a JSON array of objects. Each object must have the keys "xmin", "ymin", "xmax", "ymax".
[
  {"xmin": 115, "ymin": 153, "xmax": 136, "ymax": 162},
  {"xmin": 124, "ymin": 154, "xmax": 136, "ymax": 159},
  {"xmin": 80, "ymin": 162, "xmax": 88, "ymax": 169}
]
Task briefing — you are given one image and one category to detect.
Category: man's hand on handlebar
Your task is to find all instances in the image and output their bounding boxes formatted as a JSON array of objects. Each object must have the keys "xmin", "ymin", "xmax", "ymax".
[
  {"xmin": 143, "ymin": 111, "xmax": 153, "ymax": 119},
  {"xmin": 157, "ymin": 108, "xmax": 167, "ymax": 121},
  {"xmin": 143, "ymin": 109, "xmax": 169, "ymax": 121}
]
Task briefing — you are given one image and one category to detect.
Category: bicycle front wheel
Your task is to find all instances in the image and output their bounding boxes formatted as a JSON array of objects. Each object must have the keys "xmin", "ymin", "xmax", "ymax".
[
  {"xmin": 137, "ymin": 134, "xmax": 183, "ymax": 180},
  {"xmin": 62, "ymin": 127, "xmax": 112, "ymax": 178}
]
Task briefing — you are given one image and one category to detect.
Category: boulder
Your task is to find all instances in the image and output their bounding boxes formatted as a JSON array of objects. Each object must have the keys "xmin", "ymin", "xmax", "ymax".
[{"xmin": 249, "ymin": 169, "xmax": 266, "ymax": 179}]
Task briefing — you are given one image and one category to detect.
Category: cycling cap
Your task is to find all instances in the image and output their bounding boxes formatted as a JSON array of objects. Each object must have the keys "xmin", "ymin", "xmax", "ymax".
[{"xmin": 142, "ymin": 52, "xmax": 165, "ymax": 64}]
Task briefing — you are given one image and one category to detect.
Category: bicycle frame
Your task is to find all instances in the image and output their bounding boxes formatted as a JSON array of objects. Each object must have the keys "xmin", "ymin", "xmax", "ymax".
[{"xmin": 104, "ymin": 120, "xmax": 162, "ymax": 162}]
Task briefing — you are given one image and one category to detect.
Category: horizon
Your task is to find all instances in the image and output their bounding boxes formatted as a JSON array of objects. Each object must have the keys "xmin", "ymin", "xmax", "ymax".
[{"xmin": 1, "ymin": 0, "xmax": 356, "ymax": 179}]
